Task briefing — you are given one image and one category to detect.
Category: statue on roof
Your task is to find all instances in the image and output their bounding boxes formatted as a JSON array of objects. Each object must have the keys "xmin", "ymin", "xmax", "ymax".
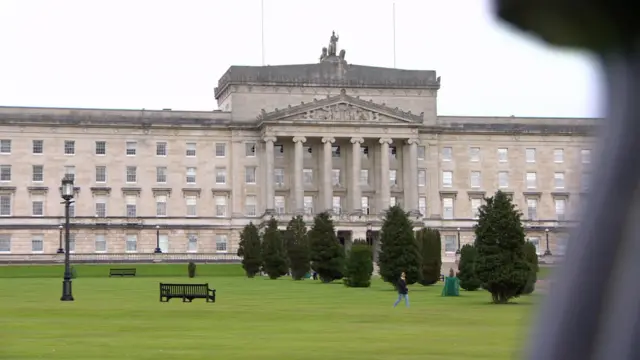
[{"xmin": 328, "ymin": 31, "xmax": 339, "ymax": 56}]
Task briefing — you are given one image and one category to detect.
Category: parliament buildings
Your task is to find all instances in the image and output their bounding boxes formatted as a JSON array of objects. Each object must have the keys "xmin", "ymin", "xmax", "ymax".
[{"xmin": 0, "ymin": 36, "xmax": 596, "ymax": 263}]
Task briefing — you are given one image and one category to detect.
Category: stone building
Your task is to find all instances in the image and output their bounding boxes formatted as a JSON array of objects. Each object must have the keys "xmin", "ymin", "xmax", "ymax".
[{"xmin": 0, "ymin": 35, "xmax": 596, "ymax": 262}]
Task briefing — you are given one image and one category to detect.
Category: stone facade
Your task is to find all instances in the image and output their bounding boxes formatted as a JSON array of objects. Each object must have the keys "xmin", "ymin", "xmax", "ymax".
[{"xmin": 0, "ymin": 39, "xmax": 597, "ymax": 261}]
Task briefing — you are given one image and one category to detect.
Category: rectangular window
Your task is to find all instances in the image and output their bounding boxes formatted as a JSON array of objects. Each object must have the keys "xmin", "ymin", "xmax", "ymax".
[
  {"xmin": 156, "ymin": 142, "xmax": 167, "ymax": 156},
  {"xmin": 156, "ymin": 195, "xmax": 167, "ymax": 217},
  {"xmin": 556, "ymin": 236, "xmax": 568, "ymax": 256},
  {"xmin": 526, "ymin": 172, "xmax": 537, "ymax": 189},
  {"xmin": 32, "ymin": 140, "xmax": 43, "ymax": 154},
  {"xmin": 527, "ymin": 198, "xmax": 538, "ymax": 220},
  {"xmin": 31, "ymin": 195, "xmax": 44, "ymax": 216},
  {"xmin": 245, "ymin": 196, "xmax": 257, "ymax": 216},
  {"xmin": 125, "ymin": 195, "xmax": 136, "ymax": 217},
  {"xmin": 331, "ymin": 145, "xmax": 341, "ymax": 158},
  {"xmin": 303, "ymin": 196, "xmax": 314, "ymax": 215},
  {"xmin": 581, "ymin": 149, "xmax": 591, "ymax": 164},
  {"xmin": 95, "ymin": 141, "xmax": 106, "ymax": 155},
  {"xmin": 275, "ymin": 196, "xmax": 285, "ymax": 214},
  {"xmin": 215, "ymin": 143, "xmax": 226, "ymax": 157},
  {"xmin": 361, "ymin": 146, "xmax": 369, "ymax": 159},
  {"xmin": 31, "ymin": 235, "xmax": 44, "ymax": 253},
  {"xmin": 187, "ymin": 195, "xmax": 198, "ymax": 217},
  {"xmin": 528, "ymin": 237, "xmax": 541, "ymax": 255},
  {"xmin": 442, "ymin": 171, "xmax": 453, "ymax": 187},
  {"xmin": 443, "ymin": 198, "xmax": 454, "ymax": 219},
  {"xmin": 498, "ymin": 171, "xmax": 509, "ymax": 188},
  {"xmin": 525, "ymin": 148, "xmax": 536, "ymax": 163},
  {"xmin": 274, "ymin": 168, "xmax": 284, "ymax": 186},
  {"xmin": 361, "ymin": 196, "xmax": 370, "ymax": 215},
  {"xmin": 214, "ymin": 196, "xmax": 226, "ymax": 217},
  {"xmin": 497, "ymin": 148, "xmax": 508, "ymax": 162},
  {"xmin": 64, "ymin": 140, "xmax": 75, "ymax": 155},
  {"xmin": 275, "ymin": 144, "xmax": 284, "ymax": 158},
  {"xmin": 389, "ymin": 146, "xmax": 397, "ymax": 159},
  {"xmin": 471, "ymin": 198, "xmax": 482, "ymax": 219},
  {"xmin": 68, "ymin": 233, "xmax": 76, "ymax": 253},
  {"xmin": 185, "ymin": 142, "xmax": 196, "ymax": 157},
  {"xmin": 215, "ymin": 168, "xmax": 227, "ymax": 185},
  {"xmin": 332, "ymin": 169, "xmax": 341, "ymax": 186},
  {"xmin": 360, "ymin": 169, "xmax": 369, "ymax": 186},
  {"xmin": 246, "ymin": 142, "xmax": 256, "ymax": 157},
  {"xmin": 126, "ymin": 234, "xmax": 137, "ymax": 252},
  {"xmin": 389, "ymin": 170, "xmax": 397, "ymax": 186},
  {"xmin": 444, "ymin": 235, "xmax": 457, "ymax": 253},
  {"xmin": 581, "ymin": 172, "xmax": 590, "ymax": 192},
  {"xmin": 417, "ymin": 146, "xmax": 426, "ymax": 160},
  {"xmin": 418, "ymin": 169, "xmax": 427, "ymax": 187},
  {"xmin": 555, "ymin": 199, "xmax": 566, "ymax": 221},
  {"xmin": 0, "ymin": 165, "xmax": 10, "ymax": 182},
  {"xmin": 554, "ymin": 172, "xmax": 565, "ymax": 189},
  {"xmin": 389, "ymin": 196, "xmax": 397, "ymax": 207},
  {"xmin": 0, "ymin": 195, "xmax": 11, "ymax": 216},
  {"xmin": 245, "ymin": 167, "xmax": 257, "ymax": 184},
  {"xmin": 0, "ymin": 139, "xmax": 11, "ymax": 154},
  {"xmin": 156, "ymin": 167, "xmax": 167, "ymax": 183},
  {"xmin": 303, "ymin": 169, "xmax": 313, "ymax": 185},
  {"xmin": 126, "ymin": 166, "xmax": 137, "ymax": 183},
  {"xmin": 95, "ymin": 166, "xmax": 107, "ymax": 183},
  {"xmin": 126, "ymin": 141, "xmax": 137, "ymax": 156},
  {"xmin": 0, "ymin": 234, "xmax": 10, "ymax": 252},
  {"xmin": 418, "ymin": 197, "xmax": 426, "ymax": 216},
  {"xmin": 186, "ymin": 167, "xmax": 197, "ymax": 184},
  {"xmin": 470, "ymin": 171, "xmax": 481, "ymax": 188},
  {"xmin": 333, "ymin": 196, "xmax": 342, "ymax": 214},
  {"xmin": 554, "ymin": 149, "xmax": 564, "ymax": 163},
  {"xmin": 187, "ymin": 234, "xmax": 198, "ymax": 253},
  {"xmin": 215, "ymin": 235, "xmax": 227, "ymax": 252},
  {"xmin": 95, "ymin": 235, "xmax": 106, "ymax": 252},
  {"xmin": 32, "ymin": 165, "xmax": 44, "ymax": 182},
  {"xmin": 64, "ymin": 166, "xmax": 75, "ymax": 182},
  {"xmin": 303, "ymin": 145, "xmax": 312, "ymax": 159},
  {"xmin": 469, "ymin": 147, "xmax": 480, "ymax": 162},
  {"xmin": 95, "ymin": 198, "xmax": 107, "ymax": 217},
  {"xmin": 442, "ymin": 147, "xmax": 452, "ymax": 161}
]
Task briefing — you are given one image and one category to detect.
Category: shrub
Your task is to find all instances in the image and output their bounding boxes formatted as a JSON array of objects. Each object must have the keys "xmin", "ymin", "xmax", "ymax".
[
  {"xmin": 378, "ymin": 205, "xmax": 422, "ymax": 286},
  {"xmin": 475, "ymin": 191, "xmax": 530, "ymax": 304},
  {"xmin": 261, "ymin": 217, "xmax": 289, "ymax": 279},
  {"xmin": 522, "ymin": 241, "xmax": 539, "ymax": 295},
  {"xmin": 417, "ymin": 227, "xmax": 442, "ymax": 286},
  {"xmin": 237, "ymin": 222, "xmax": 262, "ymax": 278},
  {"xmin": 458, "ymin": 244, "xmax": 481, "ymax": 291},
  {"xmin": 309, "ymin": 212, "xmax": 344, "ymax": 283},
  {"xmin": 344, "ymin": 240, "xmax": 373, "ymax": 288},
  {"xmin": 284, "ymin": 215, "xmax": 311, "ymax": 280},
  {"xmin": 187, "ymin": 262, "xmax": 196, "ymax": 278}
]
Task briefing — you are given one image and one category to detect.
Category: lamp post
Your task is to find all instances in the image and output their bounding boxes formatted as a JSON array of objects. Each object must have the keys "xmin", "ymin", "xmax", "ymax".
[
  {"xmin": 544, "ymin": 228, "xmax": 552, "ymax": 256},
  {"xmin": 56, "ymin": 225, "xmax": 64, "ymax": 254},
  {"xmin": 60, "ymin": 177, "xmax": 75, "ymax": 302},
  {"xmin": 154, "ymin": 225, "xmax": 162, "ymax": 253},
  {"xmin": 455, "ymin": 227, "xmax": 461, "ymax": 255}
]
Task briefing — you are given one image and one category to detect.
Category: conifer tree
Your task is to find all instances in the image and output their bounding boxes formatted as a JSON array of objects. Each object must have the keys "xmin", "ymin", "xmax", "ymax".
[
  {"xmin": 344, "ymin": 240, "xmax": 374, "ymax": 288},
  {"xmin": 308, "ymin": 211, "xmax": 344, "ymax": 283},
  {"xmin": 378, "ymin": 205, "xmax": 422, "ymax": 286},
  {"xmin": 237, "ymin": 222, "xmax": 262, "ymax": 278},
  {"xmin": 284, "ymin": 215, "xmax": 311, "ymax": 280},
  {"xmin": 522, "ymin": 241, "xmax": 539, "ymax": 294},
  {"xmin": 261, "ymin": 217, "xmax": 288, "ymax": 279},
  {"xmin": 458, "ymin": 244, "xmax": 482, "ymax": 291},
  {"xmin": 417, "ymin": 227, "xmax": 442, "ymax": 286}
]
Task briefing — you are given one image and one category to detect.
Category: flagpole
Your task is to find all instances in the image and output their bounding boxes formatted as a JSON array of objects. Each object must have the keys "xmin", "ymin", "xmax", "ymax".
[
  {"xmin": 261, "ymin": 0, "xmax": 265, "ymax": 65},
  {"xmin": 393, "ymin": 1, "xmax": 396, "ymax": 68}
]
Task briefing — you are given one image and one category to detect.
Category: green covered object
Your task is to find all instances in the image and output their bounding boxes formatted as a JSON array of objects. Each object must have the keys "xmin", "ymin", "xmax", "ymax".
[{"xmin": 441, "ymin": 276, "xmax": 460, "ymax": 297}]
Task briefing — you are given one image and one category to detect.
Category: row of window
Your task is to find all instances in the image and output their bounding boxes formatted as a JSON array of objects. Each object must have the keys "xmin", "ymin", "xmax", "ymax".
[
  {"xmin": 443, "ymin": 146, "xmax": 592, "ymax": 164},
  {"xmin": 442, "ymin": 196, "xmax": 568, "ymax": 221},
  {"xmin": 442, "ymin": 170, "xmax": 588, "ymax": 191},
  {"xmin": 0, "ymin": 233, "xmax": 229, "ymax": 253},
  {"xmin": 440, "ymin": 235, "xmax": 567, "ymax": 256}
]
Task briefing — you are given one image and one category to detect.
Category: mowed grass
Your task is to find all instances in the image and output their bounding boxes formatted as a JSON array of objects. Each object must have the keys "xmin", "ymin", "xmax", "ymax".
[{"xmin": 0, "ymin": 265, "xmax": 545, "ymax": 360}]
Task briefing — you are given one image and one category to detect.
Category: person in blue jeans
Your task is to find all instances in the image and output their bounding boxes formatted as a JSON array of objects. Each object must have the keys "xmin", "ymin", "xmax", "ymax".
[{"xmin": 393, "ymin": 272, "xmax": 410, "ymax": 308}]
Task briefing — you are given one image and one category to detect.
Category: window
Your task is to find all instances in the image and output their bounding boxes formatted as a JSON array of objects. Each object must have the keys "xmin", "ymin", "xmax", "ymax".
[
  {"xmin": 95, "ymin": 235, "xmax": 106, "ymax": 252},
  {"xmin": 126, "ymin": 141, "xmax": 137, "ymax": 156},
  {"xmin": 497, "ymin": 148, "xmax": 508, "ymax": 162},
  {"xmin": 304, "ymin": 145, "xmax": 313, "ymax": 159},
  {"xmin": 389, "ymin": 196, "xmax": 397, "ymax": 207},
  {"xmin": 214, "ymin": 196, "xmax": 226, "ymax": 217},
  {"xmin": 187, "ymin": 195, "xmax": 198, "ymax": 217},
  {"xmin": 581, "ymin": 149, "xmax": 591, "ymax": 164},
  {"xmin": 470, "ymin": 171, "xmax": 481, "ymax": 188},
  {"xmin": 0, "ymin": 165, "xmax": 11, "ymax": 182},
  {"xmin": 556, "ymin": 236, "xmax": 568, "ymax": 256},
  {"xmin": 126, "ymin": 166, "xmax": 137, "ymax": 183},
  {"xmin": 186, "ymin": 167, "xmax": 197, "ymax": 184},
  {"xmin": 125, "ymin": 195, "xmax": 136, "ymax": 217},
  {"xmin": 68, "ymin": 233, "xmax": 76, "ymax": 253},
  {"xmin": 0, "ymin": 234, "xmax": 10, "ymax": 252},
  {"xmin": 245, "ymin": 196, "xmax": 257, "ymax": 216},
  {"xmin": 275, "ymin": 144, "xmax": 284, "ymax": 158},
  {"xmin": 63, "ymin": 166, "xmax": 76, "ymax": 182},
  {"xmin": 527, "ymin": 198, "xmax": 538, "ymax": 220},
  {"xmin": 245, "ymin": 167, "xmax": 257, "ymax": 184},
  {"xmin": 215, "ymin": 235, "xmax": 227, "ymax": 252},
  {"xmin": 95, "ymin": 198, "xmax": 107, "ymax": 217},
  {"xmin": 215, "ymin": 168, "xmax": 227, "ymax": 185},
  {"xmin": 275, "ymin": 196, "xmax": 285, "ymax": 214},
  {"xmin": 303, "ymin": 169, "xmax": 313, "ymax": 185},
  {"xmin": 444, "ymin": 235, "xmax": 457, "ymax": 253},
  {"xmin": 525, "ymin": 148, "xmax": 536, "ymax": 163},
  {"xmin": 64, "ymin": 140, "xmax": 75, "ymax": 155},
  {"xmin": 469, "ymin": 147, "xmax": 480, "ymax": 162},
  {"xmin": 303, "ymin": 196, "xmax": 314, "ymax": 215},
  {"xmin": 332, "ymin": 169, "xmax": 341, "ymax": 186},
  {"xmin": 389, "ymin": 146, "xmax": 397, "ymax": 159},
  {"xmin": 31, "ymin": 235, "xmax": 44, "ymax": 253},
  {"xmin": 333, "ymin": 196, "xmax": 342, "ymax": 214},
  {"xmin": 418, "ymin": 197, "xmax": 427, "ymax": 216},
  {"xmin": 186, "ymin": 142, "xmax": 196, "ymax": 157},
  {"xmin": 187, "ymin": 234, "xmax": 198, "ymax": 253},
  {"xmin": 246, "ymin": 142, "xmax": 256, "ymax": 157},
  {"xmin": 418, "ymin": 170, "xmax": 427, "ymax": 187},
  {"xmin": 32, "ymin": 140, "xmax": 43, "ymax": 154},
  {"xmin": 32, "ymin": 165, "xmax": 44, "ymax": 182},
  {"xmin": 526, "ymin": 172, "xmax": 537, "ymax": 189},
  {"xmin": 498, "ymin": 171, "xmax": 509, "ymax": 188},
  {"xmin": 389, "ymin": 170, "xmax": 398, "ymax": 186},
  {"xmin": 31, "ymin": 195, "xmax": 44, "ymax": 216},
  {"xmin": 95, "ymin": 141, "xmax": 106, "ymax": 155},
  {"xmin": 215, "ymin": 143, "xmax": 226, "ymax": 157},
  {"xmin": 156, "ymin": 167, "xmax": 167, "ymax": 183},
  {"xmin": 360, "ymin": 169, "xmax": 369, "ymax": 186},
  {"xmin": 68, "ymin": 203, "xmax": 75, "ymax": 218},
  {"xmin": 528, "ymin": 237, "xmax": 541, "ymax": 255},
  {"xmin": 442, "ymin": 171, "xmax": 453, "ymax": 188},
  {"xmin": 0, "ymin": 195, "xmax": 11, "ymax": 216},
  {"xmin": 471, "ymin": 198, "xmax": 482, "ymax": 219},
  {"xmin": 331, "ymin": 145, "xmax": 341, "ymax": 158},
  {"xmin": 443, "ymin": 198, "xmax": 454, "ymax": 219},
  {"xmin": 554, "ymin": 149, "xmax": 564, "ymax": 163},
  {"xmin": 555, "ymin": 199, "xmax": 566, "ymax": 221},
  {"xmin": 125, "ymin": 234, "xmax": 137, "ymax": 252},
  {"xmin": 442, "ymin": 147, "xmax": 452, "ymax": 161},
  {"xmin": 95, "ymin": 166, "xmax": 107, "ymax": 183},
  {"xmin": 0, "ymin": 139, "xmax": 11, "ymax": 154},
  {"xmin": 361, "ymin": 146, "xmax": 369, "ymax": 159},
  {"xmin": 156, "ymin": 142, "xmax": 167, "ymax": 156},
  {"xmin": 361, "ymin": 196, "xmax": 370, "ymax": 215},
  {"xmin": 581, "ymin": 172, "xmax": 590, "ymax": 192},
  {"xmin": 156, "ymin": 195, "xmax": 167, "ymax": 217},
  {"xmin": 417, "ymin": 146, "xmax": 426, "ymax": 160},
  {"xmin": 554, "ymin": 172, "xmax": 565, "ymax": 189},
  {"xmin": 274, "ymin": 168, "xmax": 284, "ymax": 186}
]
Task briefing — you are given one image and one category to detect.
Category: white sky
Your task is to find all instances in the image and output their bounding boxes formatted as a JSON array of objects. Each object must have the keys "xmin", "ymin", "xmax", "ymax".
[{"xmin": 0, "ymin": 0, "xmax": 602, "ymax": 118}]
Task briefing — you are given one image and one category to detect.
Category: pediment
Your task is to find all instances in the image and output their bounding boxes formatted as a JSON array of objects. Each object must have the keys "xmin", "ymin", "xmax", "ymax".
[{"xmin": 256, "ymin": 89, "xmax": 424, "ymax": 124}]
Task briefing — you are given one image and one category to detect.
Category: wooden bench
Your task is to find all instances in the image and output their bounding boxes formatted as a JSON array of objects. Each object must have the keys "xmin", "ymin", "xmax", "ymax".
[
  {"xmin": 109, "ymin": 268, "xmax": 136, "ymax": 277},
  {"xmin": 159, "ymin": 283, "xmax": 216, "ymax": 303}
]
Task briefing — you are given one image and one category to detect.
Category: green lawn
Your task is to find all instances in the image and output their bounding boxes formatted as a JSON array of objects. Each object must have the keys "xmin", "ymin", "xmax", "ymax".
[{"xmin": 0, "ymin": 264, "xmax": 543, "ymax": 360}]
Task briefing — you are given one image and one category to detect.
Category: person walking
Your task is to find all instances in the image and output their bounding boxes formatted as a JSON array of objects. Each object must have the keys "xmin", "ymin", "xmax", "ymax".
[{"xmin": 393, "ymin": 272, "xmax": 410, "ymax": 308}]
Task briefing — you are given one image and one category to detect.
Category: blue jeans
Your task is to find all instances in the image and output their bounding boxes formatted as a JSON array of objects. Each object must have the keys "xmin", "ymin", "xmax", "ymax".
[{"xmin": 394, "ymin": 293, "xmax": 409, "ymax": 307}]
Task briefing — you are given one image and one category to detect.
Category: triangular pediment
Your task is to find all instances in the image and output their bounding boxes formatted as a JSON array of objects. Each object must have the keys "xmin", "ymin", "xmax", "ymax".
[{"xmin": 256, "ymin": 89, "xmax": 424, "ymax": 124}]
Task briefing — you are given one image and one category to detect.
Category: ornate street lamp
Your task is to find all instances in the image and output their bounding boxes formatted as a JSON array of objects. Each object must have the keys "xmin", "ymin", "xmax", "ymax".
[
  {"xmin": 455, "ymin": 227, "xmax": 461, "ymax": 255},
  {"xmin": 544, "ymin": 228, "xmax": 552, "ymax": 256},
  {"xmin": 56, "ymin": 225, "xmax": 64, "ymax": 254},
  {"xmin": 60, "ymin": 177, "xmax": 75, "ymax": 302},
  {"xmin": 154, "ymin": 225, "xmax": 162, "ymax": 253}
]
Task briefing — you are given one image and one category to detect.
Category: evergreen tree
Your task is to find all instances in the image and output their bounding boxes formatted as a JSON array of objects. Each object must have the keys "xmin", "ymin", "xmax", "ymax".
[
  {"xmin": 522, "ymin": 241, "xmax": 540, "ymax": 295},
  {"xmin": 284, "ymin": 215, "xmax": 311, "ymax": 280},
  {"xmin": 237, "ymin": 222, "xmax": 262, "ymax": 278},
  {"xmin": 308, "ymin": 211, "xmax": 345, "ymax": 283},
  {"xmin": 417, "ymin": 227, "xmax": 442, "ymax": 286},
  {"xmin": 458, "ymin": 244, "xmax": 482, "ymax": 291},
  {"xmin": 474, "ymin": 191, "xmax": 530, "ymax": 304},
  {"xmin": 344, "ymin": 240, "xmax": 374, "ymax": 288},
  {"xmin": 261, "ymin": 217, "xmax": 288, "ymax": 279},
  {"xmin": 378, "ymin": 205, "xmax": 422, "ymax": 286}
]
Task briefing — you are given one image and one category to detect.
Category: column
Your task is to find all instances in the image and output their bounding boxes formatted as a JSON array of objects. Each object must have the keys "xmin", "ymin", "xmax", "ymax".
[
  {"xmin": 321, "ymin": 137, "xmax": 335, "ymax": 212},
  {"xmin": 379, "ymin": 138, "xmax": 393, "ymax": 213},
  {"xmin": 264, "ymin": 136, "xmax": 277, "ymax": 213},
  {"xmin": 292, "ymin": 136, "xmax": 306, "ymax": 214},
  {"xmin": 350, "ymin": 137, "xmax": 364, "ymax": 213},
  {"xmin": 406, "ymin": 138, "xmax": 420, "ymax": 216}
]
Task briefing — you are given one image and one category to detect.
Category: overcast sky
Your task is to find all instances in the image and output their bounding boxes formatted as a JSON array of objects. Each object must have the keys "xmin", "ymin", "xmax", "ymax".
[{"xmin": 0, "ymin": 0, "xmax": 602, "ymax": 118}]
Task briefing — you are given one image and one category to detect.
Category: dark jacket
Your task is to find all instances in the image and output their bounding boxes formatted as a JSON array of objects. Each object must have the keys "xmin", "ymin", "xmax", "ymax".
[{"xmin": 397, "ymin": 278, "xmax": 408, "ymax": 295}]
